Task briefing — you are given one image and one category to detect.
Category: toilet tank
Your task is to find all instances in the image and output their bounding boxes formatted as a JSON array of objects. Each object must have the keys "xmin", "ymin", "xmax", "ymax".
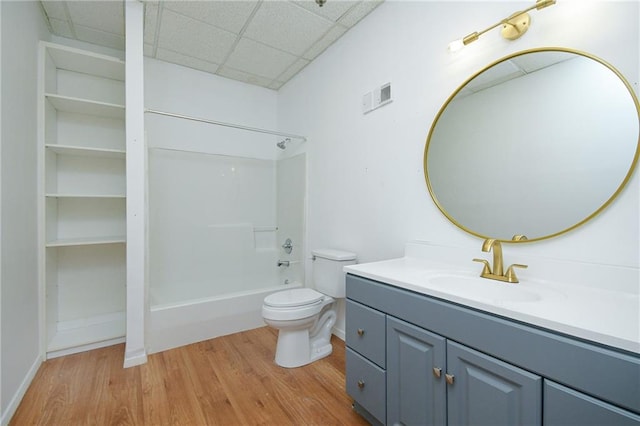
[{"xmin": 312, "ymin": 249, "xmax": 357, "ymax": 298}]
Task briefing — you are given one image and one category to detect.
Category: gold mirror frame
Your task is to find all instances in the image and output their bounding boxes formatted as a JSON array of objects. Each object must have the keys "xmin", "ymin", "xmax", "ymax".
[{"xmin": 424, "ymin": 47, "xmax": 640, "ymax": 243}]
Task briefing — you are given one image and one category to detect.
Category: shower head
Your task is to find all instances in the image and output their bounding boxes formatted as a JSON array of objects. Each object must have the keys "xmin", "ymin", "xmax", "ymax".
[{"xmin": 277, "ymin": 138, "xmax": 291, "ymax": 150}]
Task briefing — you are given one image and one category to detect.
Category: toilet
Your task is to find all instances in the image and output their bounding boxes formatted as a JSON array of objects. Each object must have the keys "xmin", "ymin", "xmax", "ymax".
[{"xmin": 262, "ymin": 249, "xmax": 357, "ymax": 368}]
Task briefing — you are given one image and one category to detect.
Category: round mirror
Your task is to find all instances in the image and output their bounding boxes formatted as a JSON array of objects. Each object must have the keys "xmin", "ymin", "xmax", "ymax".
[{"xmin": 424, "ymin": 48, "xmax": 640, "ymax": 242}]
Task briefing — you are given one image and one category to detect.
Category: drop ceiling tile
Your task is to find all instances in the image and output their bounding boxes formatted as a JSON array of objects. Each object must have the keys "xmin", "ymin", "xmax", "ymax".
[
  {"xmin": 276, "ymin": 58, "xmax": 310, "ymax": 82},
  {"xmin": 157, "ymin": 9, "xmax": 238, "ymax": 64},
  {"xmin": 41, "ymin": 1, "xmax": 68, "ymax": 20},
  {"xmin": 144, "ymin": 3, "xmax": 159, "ymax": 45},
  {"xmin": 66, "ymin": 1, "xmax": 124, "ymax": 36},
  {"xmin": 302, "ymin": 24, "xmax": 347, "ymax": 60},
  {"xmin": 163, "ymin": 1, "xmax": 259, "ymax": 35},
  {"xmin": 243, "ymin": 1, "xmax": 332, "ymax": 56},
  {"xmin": 293, "ymin": 0, "xmax": 358, "ymax": 22},
  {"xmin": 217, "ymin": 66, "xmax": 274, "ymax": 89},
  {"xmin": 38, "ymin": 0, "xmax": 386, "ymax": 90},
  {"xmin": 225, "ymin": 37, "xmax": 297, "ymax": 80},
  {"xmin": 157, "ymin": 48, "xmax": 220, "ymax": 74},
  {"xmin": 338, "ymin": 0, "xmax": 382, "ymax": 27},
  {"xmin": 49, "ymin": 18, "xmax": 74, "ymax": 38},
  {"xmin": 74, "ymin": 24, "xmax": 125, "ymax": 50}
]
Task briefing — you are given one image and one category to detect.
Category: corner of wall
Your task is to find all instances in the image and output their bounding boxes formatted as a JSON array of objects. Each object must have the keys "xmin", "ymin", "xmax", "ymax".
[{"xmin": 0, "ymin": 356, "xmax": 42, "ymax": 426}]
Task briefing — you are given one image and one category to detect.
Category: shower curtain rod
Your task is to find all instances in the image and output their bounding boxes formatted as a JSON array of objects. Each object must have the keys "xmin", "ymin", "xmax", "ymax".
[
  {"xmin": 148, "ymin": 145, "xmax": 278, "ymax": 161},
  {"xmin": 144, "ymin": 109, "xmax": 307, "ymax": 142}
]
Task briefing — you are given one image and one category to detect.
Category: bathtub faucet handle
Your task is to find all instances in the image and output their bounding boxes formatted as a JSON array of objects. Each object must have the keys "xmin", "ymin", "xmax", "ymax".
[
  {"xmin": 277, "ymin": 260, "xmax": 290, "ymax": 267},
  {"xmin": 282, "ymin": 238, "xmax": 293, "ymax": 254}
]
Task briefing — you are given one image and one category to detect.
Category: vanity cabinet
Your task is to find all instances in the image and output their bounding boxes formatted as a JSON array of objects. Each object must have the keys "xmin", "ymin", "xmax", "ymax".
[
  {"xmin": 38, "ymin": 42, "xmax": 126, "ymax": 357},
  {"xmin": 345, "ymin": 274, "xmax": 640, "ymax": 426},
  {"xmin": 386, "ymin": 316, "xmax": 541, "ymax": 426}
]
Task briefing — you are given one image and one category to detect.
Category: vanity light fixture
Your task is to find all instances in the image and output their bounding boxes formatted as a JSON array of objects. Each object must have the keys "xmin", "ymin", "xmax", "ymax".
[{"xmin": 448, "ymin": 0, "xmax": 556, "ymax": 52}]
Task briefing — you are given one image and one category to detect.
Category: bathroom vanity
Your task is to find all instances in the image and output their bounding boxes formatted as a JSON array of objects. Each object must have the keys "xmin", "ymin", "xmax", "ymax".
[{"xmin": 343, "ymin": 250, "xmax": 640, "ymax": 426}]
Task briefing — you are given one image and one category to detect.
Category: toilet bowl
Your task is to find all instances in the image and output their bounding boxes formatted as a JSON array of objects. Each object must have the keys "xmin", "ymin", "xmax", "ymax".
[
  {"xmin": 262, "ymin": 288, "xmax": 336, "ymax": 368},
  {"xmin": 262, "ymin": 249, "xmax": 356, "ymax": 368}
]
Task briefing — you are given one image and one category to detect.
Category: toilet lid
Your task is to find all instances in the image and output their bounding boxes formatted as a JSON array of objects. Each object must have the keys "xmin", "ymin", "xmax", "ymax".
[{"xmin": 264, "ymin": 288, "xmax": 324, "ymax": 308}]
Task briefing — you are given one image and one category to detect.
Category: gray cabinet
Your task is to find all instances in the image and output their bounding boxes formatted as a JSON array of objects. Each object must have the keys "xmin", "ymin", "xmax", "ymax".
[
  {"xmin": 544, "ymin": 381, "xmax": 640, "ymax": 426},
  {"xmin": 346, "ymin": 348, "xmax": 387, "ymax": 424},
  {"xmin": 345, "ymin": 273, "xmax": 640, "ymax": 426},
  {"xmin": 387, "ymin": 316, "xmax": 446, "ymax": 425},
  {"xmin": 447, "ymin": 341, "xmax": 541, "ymax": 426},
  {"xmin": 346, "ymin": 299, "xmax": 387, "ymax": 424},
  {"xmin": 386, "ymin": 316, "xmax": 541, "ymax": 426}
]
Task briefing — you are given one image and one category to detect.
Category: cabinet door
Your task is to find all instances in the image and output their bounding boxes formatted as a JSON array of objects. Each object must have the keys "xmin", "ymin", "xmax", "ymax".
[
  {"xmin": 387, "ymin": 317, "xmax": 446, "ymax": 426},
  {"xmin": 544, "ymin": 380, "xmax": 640, "ymax": 425},
  {"xmin": 447, "ymin": 341, "xmax": 541, "ymax": 426}
]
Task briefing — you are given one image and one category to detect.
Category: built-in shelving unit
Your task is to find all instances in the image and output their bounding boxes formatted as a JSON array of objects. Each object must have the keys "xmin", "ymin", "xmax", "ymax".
[{"xmin": 38, "ymin": 42, "xmax": 126, "ymax": 357}]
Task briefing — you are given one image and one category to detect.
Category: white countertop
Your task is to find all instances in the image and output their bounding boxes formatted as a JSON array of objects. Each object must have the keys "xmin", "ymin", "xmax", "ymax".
[{"xmin": 344, "ymin": 246, "xmax": 640, "ymax": 354}]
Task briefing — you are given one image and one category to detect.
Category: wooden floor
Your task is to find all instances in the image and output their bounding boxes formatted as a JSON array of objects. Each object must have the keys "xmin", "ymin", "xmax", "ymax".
[{"xmin": 11, "ymin": 327, "xmax": 368, "ymax": 426}]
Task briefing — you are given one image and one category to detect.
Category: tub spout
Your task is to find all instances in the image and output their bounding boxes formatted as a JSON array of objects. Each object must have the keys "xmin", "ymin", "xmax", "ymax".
[{"xmin": 277, "ymin": 260, "xmax": 290, "ymax": 267}]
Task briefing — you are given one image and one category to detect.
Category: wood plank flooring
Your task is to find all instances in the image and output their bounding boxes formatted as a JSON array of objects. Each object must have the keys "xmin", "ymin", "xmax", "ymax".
[{"xmin": 10, "ymin": 327, "xmax": 369, "ymax": 426}]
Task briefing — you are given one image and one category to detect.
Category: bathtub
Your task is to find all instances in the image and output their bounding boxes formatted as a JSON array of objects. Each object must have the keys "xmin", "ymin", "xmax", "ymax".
[{"xmin": 148, "ymin": 282, "xmax": 302, "ymax": 354}]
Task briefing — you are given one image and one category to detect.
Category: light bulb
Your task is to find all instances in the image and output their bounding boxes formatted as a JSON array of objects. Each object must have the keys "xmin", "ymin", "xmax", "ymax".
[{"xmin": 448, "ymin": 39, "xmax": 465, "ymax": 53}]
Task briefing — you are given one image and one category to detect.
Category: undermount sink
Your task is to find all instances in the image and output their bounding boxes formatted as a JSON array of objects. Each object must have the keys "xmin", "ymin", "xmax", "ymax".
[{"xmin": 424, "ymin": 270, "xmax": 563, "ymax": 304}]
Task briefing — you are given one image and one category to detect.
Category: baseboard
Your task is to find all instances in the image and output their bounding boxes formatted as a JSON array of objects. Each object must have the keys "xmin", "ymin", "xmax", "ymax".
[
  {"xmin": 46, "ymin": 336, "xmax": 125, "ymax": 359},
  {"xmin": 333, "ymin": 326, "xmax": 345, "ymax": 341},
  {"xmin": 1, "ymin": 355, "xmax": 43, "ymax": 426},
  {"xmin": 123, "ymin": 348, "xmax": 148, "ymax": 368}
]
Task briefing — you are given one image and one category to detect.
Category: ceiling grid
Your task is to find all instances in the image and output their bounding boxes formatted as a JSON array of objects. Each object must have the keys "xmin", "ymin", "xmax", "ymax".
[{"xmin": 40, "ymin": 0, "xmax": 383, "ymax": 90}]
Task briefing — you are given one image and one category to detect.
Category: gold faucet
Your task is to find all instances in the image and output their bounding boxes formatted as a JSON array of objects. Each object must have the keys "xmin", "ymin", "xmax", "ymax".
[{"xmin": 473, "ymin": 239, "xmax": 528, "ymax": 283}]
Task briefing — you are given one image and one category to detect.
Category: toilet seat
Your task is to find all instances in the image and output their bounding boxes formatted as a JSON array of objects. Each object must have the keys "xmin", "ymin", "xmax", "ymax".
[
  {"xmin": 262, "ymin": 288, "xmax": 333, "ymax": 322},
  {"xmin": 264, "ymin": 288, "xmax": 324, "ymax": 308}
]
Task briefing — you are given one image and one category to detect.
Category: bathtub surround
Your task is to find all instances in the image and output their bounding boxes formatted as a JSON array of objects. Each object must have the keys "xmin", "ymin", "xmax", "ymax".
[{"xmin": 145, "ymin": 59, "xmax": 307, "ymax": 354}]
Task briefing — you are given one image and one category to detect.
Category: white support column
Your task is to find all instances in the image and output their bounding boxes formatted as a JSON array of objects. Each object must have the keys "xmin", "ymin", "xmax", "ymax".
[{"xmin": 124, "ymin": 0, "xmax": 147, "ymax": 368}]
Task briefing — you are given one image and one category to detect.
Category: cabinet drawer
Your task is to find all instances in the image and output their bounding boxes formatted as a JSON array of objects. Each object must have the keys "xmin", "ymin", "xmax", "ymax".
[
  {"xmin": 346, "ymin": 348, "xmax": 386, "ymax": 424},
  {"xmin": 346, "ymin": 299, "xmax": 386, "ymax": 368},
  {"xmin": 544, "ymin": 380, "xmax": 640, "ymax": 425}
]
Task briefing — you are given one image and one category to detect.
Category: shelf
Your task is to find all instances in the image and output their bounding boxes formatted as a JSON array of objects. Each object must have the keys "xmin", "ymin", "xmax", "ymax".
[
  {"xmin": 47, "ymin": 311, "xmax": 126, "ymax": 352},
  {"xmin": 45, "ymin": 93, "xmax": 125, "ymax": 119},
  {"xmin": 41, "ymin": 42, "xmax": 127, "ymax": 357},
  {"xmin": 46, "ymin": 193, "xmax": 126, "ymax": 199},
  {"xmin": 46, "ymin": 235, "xmax": 126, "ymax": 247},
  {"xmin": 45, "ymin": 42, "xmax": 125, "ymax": 82},
  {"xmin": 46, "ymin": 144, "xmax": 125, "ymax": 159}
]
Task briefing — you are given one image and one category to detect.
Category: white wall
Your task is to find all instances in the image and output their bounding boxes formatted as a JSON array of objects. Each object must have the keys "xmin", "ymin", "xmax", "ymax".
[
  {"xmin": 278, "ymin": 1, "xmax": 639, "ymax": 333},
  {"xmin": 145, "ymin": 57, "xmax": 278, "ymax": 136},
  {"xmin": 1, "ymin": 1, "xmax": 50, "ymax": 423}
]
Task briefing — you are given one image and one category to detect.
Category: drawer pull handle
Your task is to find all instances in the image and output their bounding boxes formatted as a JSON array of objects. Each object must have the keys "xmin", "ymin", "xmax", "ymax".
[
  {"xmin": 357, "ymin": 380, "xmax": 365, "ymax": 389},
  {"xmin": 432, "ymin": 367, "xmax": 442, "ymax": 378},
  {"xmin": 445, "ymin": 374, "xmax": 455, "ymax": 385},
  {"xmin": 357, "ymin": 328, "xmax": 365, "ymax": 336}
]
